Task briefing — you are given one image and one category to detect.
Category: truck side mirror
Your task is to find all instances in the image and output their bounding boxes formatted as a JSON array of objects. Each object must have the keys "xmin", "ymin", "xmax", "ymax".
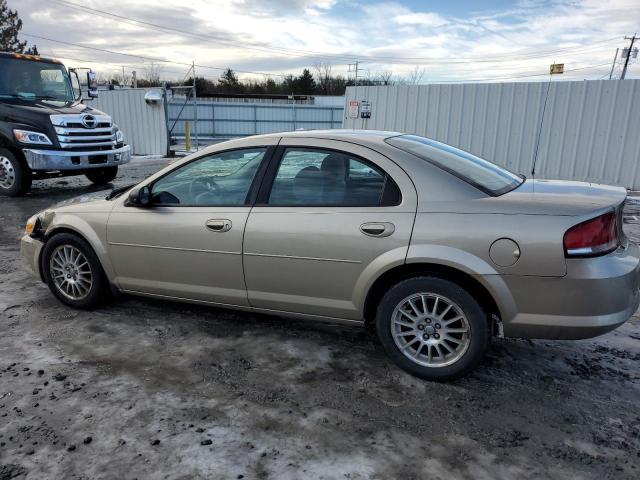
[
  {"xmin": 87, "ymin": 71, "xmax": 98, "ymax": 99},
  {"xmin": 127, "ymin": 186, "xmax": 152, "ymax": 207}
]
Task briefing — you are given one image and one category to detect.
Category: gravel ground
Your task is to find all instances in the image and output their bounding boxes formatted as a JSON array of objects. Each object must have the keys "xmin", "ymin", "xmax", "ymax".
[{"xmin": 1, "ymin": 160, "xmax": 639, "ymax": 480}]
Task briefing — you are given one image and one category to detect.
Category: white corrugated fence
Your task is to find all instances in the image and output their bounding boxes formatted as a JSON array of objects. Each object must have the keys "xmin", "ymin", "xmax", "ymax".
[
  {"xmin": 344, "ymin": 81, "xmax": 640, "ymax": 189},
  {"xmin": 91, "ymin": 88, "xmax": 168, "ymax": 156}
]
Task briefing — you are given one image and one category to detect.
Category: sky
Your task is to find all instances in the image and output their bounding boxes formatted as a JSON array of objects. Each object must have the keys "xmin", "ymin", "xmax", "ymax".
[{"xmin": 8, "ymin": 0, "xmax": 640, "ymax": 84}]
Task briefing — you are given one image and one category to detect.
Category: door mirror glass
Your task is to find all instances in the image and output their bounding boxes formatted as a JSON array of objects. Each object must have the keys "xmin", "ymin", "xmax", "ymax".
[
  {"xmin": 86, "ymin": 70, "xmax": 98, "ymax": 99},
  {"xmin": 127, "ymin": 185, "xmax": 152, "ymax": 207}
]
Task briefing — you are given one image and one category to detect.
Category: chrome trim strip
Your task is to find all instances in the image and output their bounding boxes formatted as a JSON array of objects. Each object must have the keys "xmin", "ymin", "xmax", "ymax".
[
  {"xmin": 60, "ymin": 141, "xmax": 116, "ymax": 149},
  {"xmin": 108, "ymin": 242, "xmax": 240, "ymax": 255},
  {"xmin": 55, "ymin": 126, "xmax": 113, "ymax": 134},
  {"xmin": 50, "ymin": 113, "xmax": 111, "ymax": 126},
  {"xmin": 244, "ymin": 252, "xmax": 361, "ymax": 264},
  {"xmin": 58, "ymin": 134, "xmax": 115, "ymax": 142}
]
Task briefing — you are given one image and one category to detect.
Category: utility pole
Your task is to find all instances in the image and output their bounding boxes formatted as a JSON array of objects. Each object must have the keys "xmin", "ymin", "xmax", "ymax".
[
  {"xmin": 621, "ymin": 34, "xmax": 637, "ymax": 80},
  {"xmin": 348, "ymin": 61, "xmax": 360, "ymax": 85},
  {"xmin": 192, "ymin": 61, "xmax": 199, "ymax": 151},
  {"xmin": 609, "ymin": 48, "xmax": 619, "ymax": 80}
]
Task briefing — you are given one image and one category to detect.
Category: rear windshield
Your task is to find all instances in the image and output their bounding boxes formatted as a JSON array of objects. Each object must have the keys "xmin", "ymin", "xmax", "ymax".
[{"xmin": 385, "ymin": 135, "xmax": 524, "ymax": 196}]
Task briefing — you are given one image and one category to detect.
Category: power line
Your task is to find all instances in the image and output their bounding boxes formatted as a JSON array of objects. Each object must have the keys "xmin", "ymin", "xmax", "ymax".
[
  {"xmin": 47, "ymin": 0, "xmax": 620, "ymax": 65},
  {"xmin": 419, "ymin": 63, "xmax": 611, "ymax": 83},
  {"xmin": 22, "ymin": 33, "xmax": 288, "ymax": 77},
  {"xmin": 27, "ymin": 32, "xmax": 613, "ymax": 84}
]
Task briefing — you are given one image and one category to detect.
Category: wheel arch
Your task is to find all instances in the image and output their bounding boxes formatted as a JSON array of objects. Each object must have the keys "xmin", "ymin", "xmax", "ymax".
[
  {"xmin": 42, "ymin": 222, "xmax": 115, "ymax": 283},
  {"xmin": 363, "ymin": 262, "xmax": 503, "ymax": 331}
]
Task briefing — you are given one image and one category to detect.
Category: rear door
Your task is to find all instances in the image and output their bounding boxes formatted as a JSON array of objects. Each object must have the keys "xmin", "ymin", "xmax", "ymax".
[{"xmin": 242, "ymin": 137, "xmax": 418, "ymax": 320}]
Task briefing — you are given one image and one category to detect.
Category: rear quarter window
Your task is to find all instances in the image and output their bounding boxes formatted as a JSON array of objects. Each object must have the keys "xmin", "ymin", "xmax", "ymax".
[{"xmin": 385, "ymin": 135, "xmax": 523, "ymax": 196}]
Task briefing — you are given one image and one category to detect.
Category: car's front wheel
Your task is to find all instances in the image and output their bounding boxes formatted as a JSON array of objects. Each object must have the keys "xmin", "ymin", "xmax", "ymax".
[
  {"xmin": 376, "ymin": 276, "xmax": 489, "ymax": 381},
  {"xmin": 42, "ymin": 233, "xmax": 109, "ymax": 309}
]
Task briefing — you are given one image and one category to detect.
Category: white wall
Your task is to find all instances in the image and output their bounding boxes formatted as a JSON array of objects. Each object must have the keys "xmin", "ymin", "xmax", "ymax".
[
  {"xmin": 91, "ymin": 88, "xmax": 168, "ymax": 156},
  {"xmin": 344, "ymin": 81, "xmax": 640, "ymax": 189}
]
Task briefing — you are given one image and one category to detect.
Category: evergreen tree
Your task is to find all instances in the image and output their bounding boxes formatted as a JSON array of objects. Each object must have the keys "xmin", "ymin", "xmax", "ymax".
[
  {"xmin": 296, "ymin": 69, "xmax": 316, "ymax": 94},
  {"xmin": 218, "ymin": 68, "xmax": 241, "ymax": 93},
  {"xmin": 0, "ymin": 0, "xmax": 37, "ymax": 54}
]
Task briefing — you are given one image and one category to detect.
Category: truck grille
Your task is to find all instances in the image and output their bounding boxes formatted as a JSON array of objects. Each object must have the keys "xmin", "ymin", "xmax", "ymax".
[{"xmin": 50, "ymin": 114, "xmax": 116, "ymax": 150}]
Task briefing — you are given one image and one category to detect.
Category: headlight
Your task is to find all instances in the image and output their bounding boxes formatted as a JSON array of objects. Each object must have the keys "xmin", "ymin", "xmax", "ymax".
[
  {"xmin": 25, "ymin": 214, "xmax": 42, "ymax": 237},
  {"xmin": 114, "ymin": 126, "xmax": 124, "ymax": 144},
  {"xmin": 14, "ymin": 129, "xmax": 53, "ymax": 145}
]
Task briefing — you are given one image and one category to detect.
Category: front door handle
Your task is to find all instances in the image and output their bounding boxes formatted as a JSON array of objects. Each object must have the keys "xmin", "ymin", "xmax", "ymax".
[
  {"xmin": 360, "ymin": 222, "xmax": 395, "ymax": 237},
  {"xmin": 206, "ymin": 219, "xmax": 232, "ymax": 232}
]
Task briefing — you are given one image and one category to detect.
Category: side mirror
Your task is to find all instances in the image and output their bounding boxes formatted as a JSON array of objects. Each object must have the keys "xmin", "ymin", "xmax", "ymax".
[
  {"xmin": 127, "ymin": 186, "xmax": 152, "ymax": 207},
  {"xmin": 87, "ymin": 71, "xmax": 98, "ymax": 99}
]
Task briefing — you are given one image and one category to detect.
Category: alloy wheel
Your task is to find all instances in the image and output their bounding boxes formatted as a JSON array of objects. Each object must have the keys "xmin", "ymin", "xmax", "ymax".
[
  {"xmin": 391, "ymin": 293, "xmax": 471, "ymax": 368},
  {"xmin": 49, "ymin": 245, "xmax": 93, "ymax": 301}
]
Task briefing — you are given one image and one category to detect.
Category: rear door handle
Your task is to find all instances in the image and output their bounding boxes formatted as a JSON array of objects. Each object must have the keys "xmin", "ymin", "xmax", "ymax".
[
  {"xmin": 206, "ymin": 219, "xmax": 232, "ymax": 232},
  {"xmin": 360, "ymin": 222, "xmax": 395, "ymax": 237}
]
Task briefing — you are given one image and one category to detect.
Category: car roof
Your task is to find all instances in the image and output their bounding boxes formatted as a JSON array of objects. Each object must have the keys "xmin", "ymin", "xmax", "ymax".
[{"xmin": 256, "ymin": 129, "xmax": 403, "ymax": 148}]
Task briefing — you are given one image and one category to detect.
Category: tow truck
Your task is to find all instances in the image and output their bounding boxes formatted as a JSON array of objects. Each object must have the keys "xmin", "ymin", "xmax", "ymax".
[{"xmin": 0, "ymin": 52, "xmax": 131, "ymax": 196}]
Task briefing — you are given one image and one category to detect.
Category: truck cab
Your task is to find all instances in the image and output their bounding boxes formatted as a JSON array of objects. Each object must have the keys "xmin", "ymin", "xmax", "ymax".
[{"xmin": 0, "ymin": 52, "xmax": 131, "ymax": 196}]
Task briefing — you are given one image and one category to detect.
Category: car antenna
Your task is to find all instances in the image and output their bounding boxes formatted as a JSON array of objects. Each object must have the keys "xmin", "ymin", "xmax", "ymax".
[{"xmin": 531, "ymin": 70, "xmax": 553, "ymax": 178}]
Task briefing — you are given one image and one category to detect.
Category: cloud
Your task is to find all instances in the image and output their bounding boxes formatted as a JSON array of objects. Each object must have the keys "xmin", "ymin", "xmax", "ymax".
[{"xmin": 8, "ymin": 0, "xmax": 640, "ymax": 82}]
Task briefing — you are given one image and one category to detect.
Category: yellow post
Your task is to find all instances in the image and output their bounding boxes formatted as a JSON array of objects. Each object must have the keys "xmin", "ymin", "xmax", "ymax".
[{"xmin": 185, "ymin": 121, "xmax": 191, "ymax": 152}]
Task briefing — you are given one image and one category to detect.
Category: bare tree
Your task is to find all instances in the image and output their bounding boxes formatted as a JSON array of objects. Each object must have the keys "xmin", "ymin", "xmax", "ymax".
[
  {"xmin": 407, "ymin": 66, "xmax": 426, "ymax": 85},
  {"xmin": 314, "ymin": 62, "xmax": 332, "ymax": 94},
  {"xmin": 378, "ymin": 70, "xmax": 394, "ymax": 85},
  {"xmin": 143, "ymin": 62, "xmax": 163, "ymax": 86}
]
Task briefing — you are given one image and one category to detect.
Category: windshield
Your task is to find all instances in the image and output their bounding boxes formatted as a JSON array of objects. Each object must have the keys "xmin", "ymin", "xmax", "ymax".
[
  {"xmin": 385, "ymin": 134, "xmax": 524, "ymax": 196},
  {"xmin": 0, "ymin": 57, "xmax": 75, "ymax": 103}
]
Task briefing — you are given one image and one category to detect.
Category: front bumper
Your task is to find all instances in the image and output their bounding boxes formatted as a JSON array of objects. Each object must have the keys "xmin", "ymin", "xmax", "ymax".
[
  {"xmin": 496, "ymin": 243, "xmax": 640, "ymax": 339},
  {"xmin": 23, "ymin": 145, "xmax": 131, "ymax": 171},
  {"xmin": 20, "ymin": 235, "xmax": 45, "ymax": 281}
]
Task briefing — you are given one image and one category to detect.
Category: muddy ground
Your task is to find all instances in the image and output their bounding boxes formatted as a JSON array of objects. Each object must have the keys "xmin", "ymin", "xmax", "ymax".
[{"xmin": 1, "ymin": 159, "xmax": 639, "ymax": 480}]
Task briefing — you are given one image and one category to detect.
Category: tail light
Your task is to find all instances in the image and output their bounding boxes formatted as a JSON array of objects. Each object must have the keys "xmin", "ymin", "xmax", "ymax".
[{"xmin": 564, "ymin": 212, "xmax": 618, "ymax": 257}]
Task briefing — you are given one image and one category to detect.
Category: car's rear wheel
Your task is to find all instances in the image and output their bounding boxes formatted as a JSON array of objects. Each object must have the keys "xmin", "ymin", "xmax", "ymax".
[
  {"xmin": 376, "ymin": 276, "xmax": 489, "ymax": 381},
  {"xmin": 86, "ymin": 166, "xmax": 118, "ymax": 185},
  {"xmin": 0, "ymin": 148, "xmax": 32, "ymax": 197},
  {"xmin": 42, "ymin": 233, "xmax": 109, "ymax": 309}
]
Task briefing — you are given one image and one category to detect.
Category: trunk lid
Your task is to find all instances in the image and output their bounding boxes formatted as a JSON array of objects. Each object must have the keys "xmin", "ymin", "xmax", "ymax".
[{"xmin": 491, "ymin": 179, "xmax": 627, "ymax": 216}]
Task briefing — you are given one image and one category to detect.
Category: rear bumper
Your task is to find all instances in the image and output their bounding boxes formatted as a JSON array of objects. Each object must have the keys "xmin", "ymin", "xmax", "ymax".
[
  {"xmin": 20, "ymin": 234, "xmax": 44, "ymax": 282},
  {"xmin": 23, "ymin": 145, "xmax": 131, "ymax": 171},
  {"xmin": 496, "ymin": 244, "xmax": 640, "ymax": 339}
]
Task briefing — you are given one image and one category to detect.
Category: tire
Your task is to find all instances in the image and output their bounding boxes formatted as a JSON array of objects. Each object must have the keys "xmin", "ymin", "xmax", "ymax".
[
  {"xmin": 42, "ymin": 233, "xmax": 110, "ymax": 309},
  {"xmin": 0, "ymin": 148, "xmax": 32, "ymax": 197},
  {"xmin": 86, "ymin": 166, "xmax": 118, "ymax": 185},
  {"xmin": 375, "ymin": 276, "xmax": 489, "ymax": 381}
]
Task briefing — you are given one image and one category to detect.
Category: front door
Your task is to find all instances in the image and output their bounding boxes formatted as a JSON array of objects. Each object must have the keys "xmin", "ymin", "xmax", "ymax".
[
  {"xmin": 243, "ymin": 138, "xmax": 418, "ymax": 320},
  {"xmin": 107, "ymin": 144, "xmax": 274, "ymax": 306}
]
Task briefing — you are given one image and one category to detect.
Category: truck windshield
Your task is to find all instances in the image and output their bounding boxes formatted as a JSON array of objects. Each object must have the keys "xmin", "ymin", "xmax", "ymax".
[
  {"xmin": 0, "ymin": 57, "xmax": 75, "ymax": 103},
  {"xmin": 385, "ymin": 134, "xmax": 524, "ymax": 196}
]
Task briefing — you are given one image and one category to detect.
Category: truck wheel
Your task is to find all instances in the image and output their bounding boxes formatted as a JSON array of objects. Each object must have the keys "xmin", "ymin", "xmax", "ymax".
[
  {"xmin": 0, "ymin": 148, "xmax": 32, "ymax": 197},
  {"xmin": 375, "ymin": 276, "xmax": 489, "ymax": 381},
  {"xmin": 86, "ymin": 167, "xmax": 118, "ymax": 185}
]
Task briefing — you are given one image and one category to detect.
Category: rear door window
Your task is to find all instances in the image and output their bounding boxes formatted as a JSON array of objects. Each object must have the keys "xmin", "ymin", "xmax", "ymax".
[{"xmin": 267, "ymin": 148, "xmax": 400, "ymax": 206}]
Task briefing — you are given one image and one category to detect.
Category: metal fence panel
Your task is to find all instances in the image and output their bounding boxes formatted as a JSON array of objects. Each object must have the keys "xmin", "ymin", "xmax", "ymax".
[
  {"xmin": 168, "ymin": 101, "xmax": 344, "ymax": 138},
  {"xmin": 91, "ymin": 88, "xmax": 167, "ymax": 156},
  {"xmin": 343, "ymin": 80, "xmax": 640, "ymax": 190}
]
